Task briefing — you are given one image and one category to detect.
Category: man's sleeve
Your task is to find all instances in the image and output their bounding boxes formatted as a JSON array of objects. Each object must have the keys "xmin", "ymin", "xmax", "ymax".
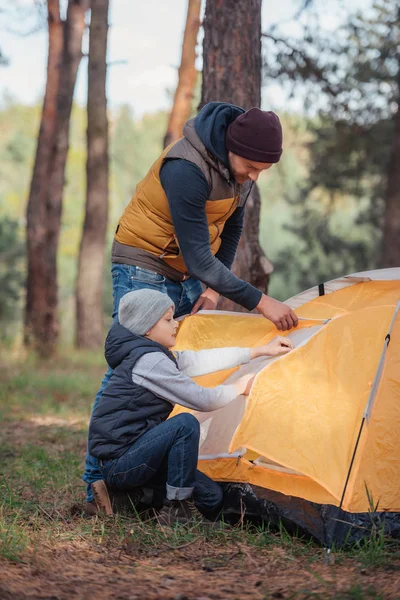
[
  {"xmin": 215, "ymin": 206, "xmax": 245, "ymax": 269},
  {"xmin": 160, "ymin": 159, "xmax": 262, "ymax": 311}
]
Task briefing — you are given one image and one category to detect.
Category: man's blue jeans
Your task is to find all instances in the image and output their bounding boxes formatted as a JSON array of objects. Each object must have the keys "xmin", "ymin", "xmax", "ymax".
[
  {"xmin": 83, "ymin": 263, "xmax": 203, "ymax": 502},
  {"xmin": 100, "ymin": 413, "xmax": 223, "ymax": 515}
]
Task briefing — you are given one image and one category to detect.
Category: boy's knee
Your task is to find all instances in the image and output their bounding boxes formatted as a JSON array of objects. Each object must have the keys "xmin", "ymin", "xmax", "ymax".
[{"xmin": 175, "ymin": 412, "xmax": 200, "ymax": 435}]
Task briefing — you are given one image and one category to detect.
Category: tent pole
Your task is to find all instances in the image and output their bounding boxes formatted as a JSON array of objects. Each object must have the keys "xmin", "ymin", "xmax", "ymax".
[
  {"xmin": 363, "ymin": 299, "xmax": 399, "ymax": 422},
  {"xmin": 325, "ymin": 416, "xmax": 366, "ymax": 556},
  {"xmin": 338, "ymin": 417, "xmax": 366, "ymax": 511}
]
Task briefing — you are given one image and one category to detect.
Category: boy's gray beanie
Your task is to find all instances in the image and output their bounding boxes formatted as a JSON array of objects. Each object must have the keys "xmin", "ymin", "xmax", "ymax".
[{"xmin": 118, "ymin": 289, "xmax": 175, "ymax": 336}]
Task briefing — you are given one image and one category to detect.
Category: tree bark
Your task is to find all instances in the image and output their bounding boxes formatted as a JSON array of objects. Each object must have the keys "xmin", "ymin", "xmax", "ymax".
[
  {"xmin": 25, "ymin": 0, "xmax": 64, "ymax": 355},
  {"xmin": 201, "ymin": 0, "xmax": 261, "ymax": 109},
  {"xmin": 200, "ymin": 0, "xmax": 271, "ymax": 311},
  {"xmin": 25, "ymin": 0, "xmax": 89, "ymax": 357},
  {"xmin": 214, "ymin": 186, "xmax": 273, "ymax": 312},
  {"xmin": 163, "ymin": 0, "xmax": 201, "ymax": 148},
  {"xmin": 381, "ymin": 74, "xmax": 400, "ymax": 267},
  {"xmin": 75, "ymin": 0, "xmax": 109, "ymax": 349}
]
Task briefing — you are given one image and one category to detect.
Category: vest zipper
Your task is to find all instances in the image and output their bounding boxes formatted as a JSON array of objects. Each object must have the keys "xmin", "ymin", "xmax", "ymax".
[{"xmin": 210, "ymin": 223, "xmax": 220, "ymax": 244}]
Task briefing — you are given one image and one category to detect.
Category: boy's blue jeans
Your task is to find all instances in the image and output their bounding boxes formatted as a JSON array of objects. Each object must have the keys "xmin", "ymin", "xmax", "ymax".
[
  {"xmin": 83, "ymin": 263, "xmax": 205, "ymax": 503},
  {"xmin": 100, "ymin": 412, "xmax": 223, "ymax": 515}
]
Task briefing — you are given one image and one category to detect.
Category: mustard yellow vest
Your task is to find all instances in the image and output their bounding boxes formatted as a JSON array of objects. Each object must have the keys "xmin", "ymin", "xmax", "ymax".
[{"xmin": 115, "ymin": 139, "xmax": 241, "ymax": 274}]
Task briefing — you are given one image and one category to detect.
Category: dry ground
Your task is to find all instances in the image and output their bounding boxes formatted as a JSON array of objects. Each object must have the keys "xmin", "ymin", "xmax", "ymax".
[{"xmin": 1, "ymin": 349, "xmax": 400, "ymax": 600}]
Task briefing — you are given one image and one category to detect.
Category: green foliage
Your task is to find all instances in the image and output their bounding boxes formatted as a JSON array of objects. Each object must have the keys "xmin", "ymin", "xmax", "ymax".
[
  {"xmin": 111, "ymin": 106, "xmax": 168, "ymax": 221},
  {"xmin": 262, "ymin": 0, "xmax": 398, "ymax": 299},
  {"xmin": 258, "ymin": 113, "xmax": 313, "ymax": 299},
  {"xmin": 0, "ymin": 96, "xmax": 39, "ymax": 220},
  {"xmin": 0, "ymin": 98, "xmax": 38, "ymax": 339},
  {"xmin": 0, "ymin": 97, "xmax": 168, "ymax": 343},
  {"xmin": 1, "ymin": 1, "xmax": 396, "ymax": 327},
  {"xmin": 0, "ymin": 217, "xmax": 25, "ymax": 338}
]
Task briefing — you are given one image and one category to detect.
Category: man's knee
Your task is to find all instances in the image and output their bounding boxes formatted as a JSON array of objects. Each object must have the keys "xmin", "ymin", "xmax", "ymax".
[
  {"xmin": 206, "ymin": 480, "xmax": 223, "ymax": 508},
  {"xmin": 194, "ymin": 479, "xmax": 223, "ymax": 516}
]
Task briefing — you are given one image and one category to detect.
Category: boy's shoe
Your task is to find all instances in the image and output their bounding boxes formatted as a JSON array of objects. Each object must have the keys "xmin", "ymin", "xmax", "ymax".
[
  {"xmin": 78, "ymin": 486, "xmax": 159, "ymax": 518},
  {"xmin": 156, "ymin": 499, "xmax": 214, "ymax": 527},
  {"xmin": 92, "ymin": 479, "xmax": 113, "ymax": 515}
]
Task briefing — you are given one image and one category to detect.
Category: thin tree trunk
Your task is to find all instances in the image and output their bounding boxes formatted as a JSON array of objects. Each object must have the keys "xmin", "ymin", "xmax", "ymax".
[
  {"xmin": 381, "ymin": 81, "xmax": 400, "ymax": 267},
  {"xmin": 25, "ymin": 0, "xmax": 63, "ymax": 354},
  {"xmin": 75, "ymin": 0, "xmax": 109, "ymax": 349},
  {"xmin": 200, "ymin": 0, "xmax": 271, "ymax": 310},
  {"xmin": 25, "ymin": 0, "xmax": 89, "ymax": 357},
  {"xmin": 163, "ymin": 0, "xmax": 201, "ymax": 148}
]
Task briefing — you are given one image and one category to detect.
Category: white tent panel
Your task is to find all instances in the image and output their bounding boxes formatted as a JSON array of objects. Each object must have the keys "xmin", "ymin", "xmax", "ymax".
[{"xmin": 196, "ymin": 324, "xmax": 324, "ymax": 459}]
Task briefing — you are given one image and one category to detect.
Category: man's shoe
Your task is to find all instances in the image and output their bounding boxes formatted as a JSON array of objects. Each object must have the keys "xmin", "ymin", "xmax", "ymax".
[
  {"xmin": 156, "ymin": 499, "xmax": 214, "ymax": 527},
  {"xmin": 108, "ymin": 487, "xmax": 156, "ymax": 514},
  {"xmin": 92, "ymin": 480, "xmax": 113, "ymax": 516},
  {"xmin": 70, "ymin": 501, "xmax": 98, "ymax": 517}
]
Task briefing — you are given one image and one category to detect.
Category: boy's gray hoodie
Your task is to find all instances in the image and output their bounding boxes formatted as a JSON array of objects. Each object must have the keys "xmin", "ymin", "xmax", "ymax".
[{"xmin": 89, "ymin": 322, "xmax": 250, "ymax": 460}]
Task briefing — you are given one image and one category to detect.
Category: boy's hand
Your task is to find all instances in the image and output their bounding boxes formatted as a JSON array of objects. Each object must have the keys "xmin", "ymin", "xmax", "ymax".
[
  {"xmin": 191, "ymin": 288, "xmax": 220, "ymax": 314},
  {"xmin": 235, "ymin": 373, "xmax": 256, "ymax": 396},
  {"xmin": 256, "ymin": 294, "xmax": 298, "ymax": 331},
  {"xmin": 250, "ymin": 336, "xmax": 294, "ymax": 359}
]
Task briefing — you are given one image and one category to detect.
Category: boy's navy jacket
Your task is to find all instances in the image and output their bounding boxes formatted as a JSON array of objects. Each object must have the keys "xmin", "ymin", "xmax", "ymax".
[{"xmin": 88, "ymin": 322, "xmax": 177, "ymax": 460}]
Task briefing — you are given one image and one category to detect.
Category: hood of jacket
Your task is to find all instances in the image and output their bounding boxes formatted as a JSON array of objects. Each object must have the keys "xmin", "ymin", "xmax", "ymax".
[
  {"xmin": 104, "ymin": 322, "xmax": 171, "ymax": 370},
  {"xmin": 182, "ymin": 101, "xmax": 244, "ymax": 179}
]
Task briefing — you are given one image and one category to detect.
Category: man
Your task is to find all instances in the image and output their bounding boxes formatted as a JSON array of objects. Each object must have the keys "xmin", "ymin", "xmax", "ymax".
[{"xmin": 83, "ymin": 101, "xmax": 298, "ymax": 515}]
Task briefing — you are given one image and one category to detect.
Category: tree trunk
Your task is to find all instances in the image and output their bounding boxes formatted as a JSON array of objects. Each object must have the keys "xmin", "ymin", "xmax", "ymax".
[
  {"xmin": 200, "ymin": 0, "xmax": 271, "ymax": 311},
  {"xmin": 75, "ymin": 0, "xmax": 109, "ymax": 349},
  {"xmin": 381, "ymin": 80, "xmax": 400, "ymax": 267},
  {"xmin": 25, "ymin": 0, "xmax": 64, "ymax": 355},
  {"xmin": 214, "ymin": 186, "xmax": 273, "ymax": 312},
  {"xmin": 201, "ymin": 0, "xmax": 261, "ymax": 109},
  {"xmin": 25, "ymin": 0, "xmax": 89, "ymax": 357},
  {"xmin": 163, "ymin": 0, "xmax": 201, "ymax": 148}
]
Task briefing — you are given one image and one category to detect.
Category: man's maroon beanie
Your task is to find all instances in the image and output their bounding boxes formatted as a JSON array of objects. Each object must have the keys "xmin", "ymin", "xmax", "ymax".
[{"xmin": 225, "ymin": 107, "xmax": 283, "ymax": 163}]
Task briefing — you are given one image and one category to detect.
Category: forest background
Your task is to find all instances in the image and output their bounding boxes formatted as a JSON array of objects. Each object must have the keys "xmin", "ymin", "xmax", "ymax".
[
  {"xmin": 0, "ymin": 1, "xmax": 399, "ymax": 596},
  {"xmin": 0, "ymin": 0, "xmax": 398, "ymax": 347}
]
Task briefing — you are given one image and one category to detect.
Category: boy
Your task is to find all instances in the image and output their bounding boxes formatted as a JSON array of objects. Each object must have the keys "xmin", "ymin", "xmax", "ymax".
[{"xmin": 88, "ymin": 289, "xmax": 293, "ymax": 525}]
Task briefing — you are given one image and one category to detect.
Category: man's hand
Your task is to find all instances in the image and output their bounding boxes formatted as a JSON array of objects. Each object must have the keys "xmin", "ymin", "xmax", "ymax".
[
  {"xmin": 256, "ymin": 294, "xmax": 298, "ymax": 331},
  {"xmin": 191, "ymin": 288, "xmax": 220, "ymax": 314},
  {"xmin": 234, "ymin": 373, "xmax": 255, "ymax": 396},
  {"xmin": 250, "ymin": 336, "xmax": 294, "ymax": 360}
]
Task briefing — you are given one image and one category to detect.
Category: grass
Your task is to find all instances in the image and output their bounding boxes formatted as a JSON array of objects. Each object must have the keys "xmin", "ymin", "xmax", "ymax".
[
  {"xmin": 0, "ymin": 509, "xmax": 29, "ymax": 562},
  {"xmin": 0, "ymin": 347, "xmax": 399, "ymax": 599}
]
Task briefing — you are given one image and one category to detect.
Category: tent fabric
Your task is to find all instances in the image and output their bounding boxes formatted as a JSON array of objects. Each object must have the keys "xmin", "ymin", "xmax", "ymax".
[
  {"xmin": 171, "ymin": 270, "xmax": 400, "ymax": 513},
  {"xmin": 285, "ymin": 267, "xmax": 400, "ymax": 309}
]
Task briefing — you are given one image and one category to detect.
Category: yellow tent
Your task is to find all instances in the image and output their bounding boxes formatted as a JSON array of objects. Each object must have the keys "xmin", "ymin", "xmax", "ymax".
[{"xmin": 171, "ymin": 268, "xmax": 400, "ymax": 514}]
